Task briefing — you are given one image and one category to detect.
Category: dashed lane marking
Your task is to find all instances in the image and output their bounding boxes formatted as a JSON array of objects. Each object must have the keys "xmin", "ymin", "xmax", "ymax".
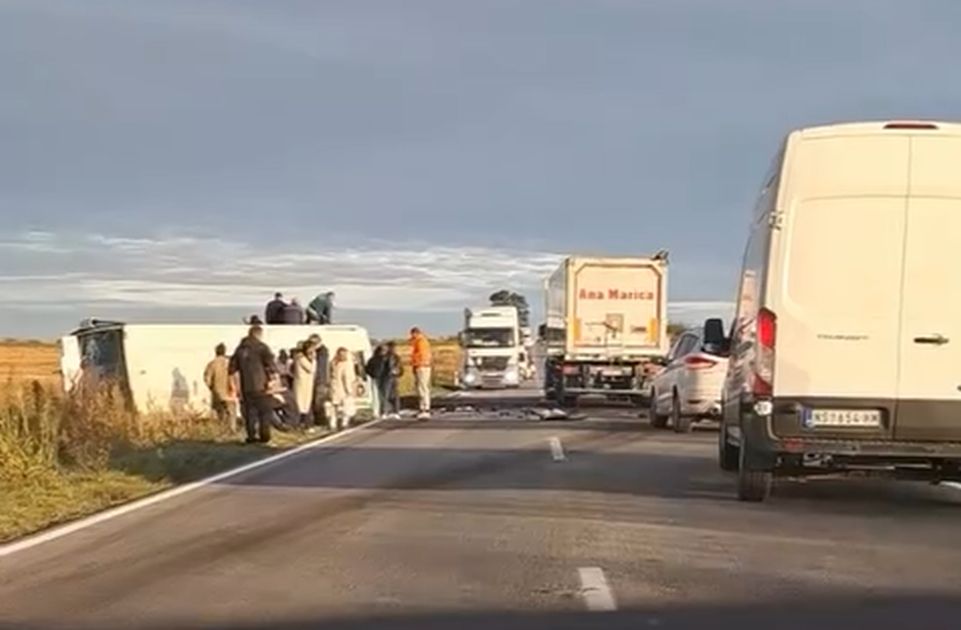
[
  {"xmin": 578, "ymin": 566, "xmax": 617, "ymax": 612},
  {"xmin": 549, "ymin": 436, "xmax": 566, "ymax": 461}
]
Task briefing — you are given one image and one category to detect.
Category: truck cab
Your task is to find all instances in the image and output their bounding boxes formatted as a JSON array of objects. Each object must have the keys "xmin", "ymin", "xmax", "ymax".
[{"xmin": 458, "ymin": 306, "xmax": 522, "ymax": 389}]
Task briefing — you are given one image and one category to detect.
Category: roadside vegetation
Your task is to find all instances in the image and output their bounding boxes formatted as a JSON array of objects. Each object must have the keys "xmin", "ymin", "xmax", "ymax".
[
  {"xmin": 0, "ymin": 337, "xmax": 462, "ymax": 543},
  {"xmin": 0, "ymin": 379, "xmax": 307, "ymax": 543}
]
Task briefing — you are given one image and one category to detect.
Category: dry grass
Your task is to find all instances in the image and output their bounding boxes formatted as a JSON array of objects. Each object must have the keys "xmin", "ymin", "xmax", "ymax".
[
  {"xmin": 0, "ymin": 336, "xmax": 460, "ymax": 542},
  {"xmin": 0, "ymin": 379, "xmax": 312, "ymax": 543}
]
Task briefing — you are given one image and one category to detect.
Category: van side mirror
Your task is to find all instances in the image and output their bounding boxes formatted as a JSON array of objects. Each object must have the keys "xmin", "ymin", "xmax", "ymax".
[{"xmin": 702, "ymin": 318, "xmax": 730, "ymax": 356}]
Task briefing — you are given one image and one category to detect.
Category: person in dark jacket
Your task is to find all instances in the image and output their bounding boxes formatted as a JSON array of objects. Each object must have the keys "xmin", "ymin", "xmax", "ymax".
[
  {"xmin": 281, "ymin": 298, "xmax": 306, "ymax": 325},
  {"xmin": 265, "ymin": 292, "xmax": 286, "ymax": 325},
  {"xmin": 229, "ymin": 325, "xmax": 277, "ymax": 443},
  {"xmin": 309, "ymin": 334, "xmax": 330, "ymax": 426},
  {"xmin": 379, "ymin": 342, "xmax": 402, "ymax": 419},
  {"xmin": 365, "ymin": 345, "xmax": 386, "ymax": 418},
  {"xmin": 306, "ymin": 292, "xmax": 335, "ymax": 324}
]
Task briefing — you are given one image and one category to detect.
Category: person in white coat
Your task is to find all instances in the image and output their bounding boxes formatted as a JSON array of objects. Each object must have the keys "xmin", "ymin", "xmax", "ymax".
[
  {"xmin": 329, "ymin": 347, "xmax": 356, "ymax": 432},
  {"xmin": 292, "ymin": 341, "xmax": 316, "ymax": 430}
]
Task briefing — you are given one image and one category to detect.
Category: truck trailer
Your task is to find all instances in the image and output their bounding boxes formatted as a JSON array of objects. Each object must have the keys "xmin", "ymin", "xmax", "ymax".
[{"xmin": 542, "ymin": 255, "xmax": 669, "ymax": 405}]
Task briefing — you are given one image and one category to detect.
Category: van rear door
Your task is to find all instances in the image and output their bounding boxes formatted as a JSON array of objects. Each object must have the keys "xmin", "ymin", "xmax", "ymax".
[
  {"xmin": 895, "ymin": 134, "xmax": 961, "ymax": 441},
  {"xmin": 772, "ymin": 135, "xmax": 908, "ymax": 438}
]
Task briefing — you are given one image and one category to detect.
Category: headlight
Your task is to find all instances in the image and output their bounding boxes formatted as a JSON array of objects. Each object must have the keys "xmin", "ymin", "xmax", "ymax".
[
  {"xmin": 504, "ymin": 367, "xmax": 519, "ymax": 383},
  {"xmin": 463, "ymin": 371, "xmax": 478, "ymax": 384}
]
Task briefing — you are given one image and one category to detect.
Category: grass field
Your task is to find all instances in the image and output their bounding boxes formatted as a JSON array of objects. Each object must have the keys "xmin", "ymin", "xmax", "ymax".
[{"xmin": 0, "ymin": 341, "xmax": 59, "ymax": 386}]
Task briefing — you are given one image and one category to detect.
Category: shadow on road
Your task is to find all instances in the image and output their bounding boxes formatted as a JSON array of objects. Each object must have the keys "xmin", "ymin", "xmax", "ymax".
[
  {"xmin": 12, "ymin": 595, "xmax": 961, "ymax": 630},
  {"xmin": 208, "ymin": 431, "xmax": 961, "ymax": 515}
]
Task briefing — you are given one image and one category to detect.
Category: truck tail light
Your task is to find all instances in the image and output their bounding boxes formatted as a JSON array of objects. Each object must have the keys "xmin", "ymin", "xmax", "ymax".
[
  {"xmin": 683, "ymin": 355, "xmax": 717, "ymax": 369},
  {"xmin": 753, "ymin": 308, "xmax": 776, "ymax": 397}
]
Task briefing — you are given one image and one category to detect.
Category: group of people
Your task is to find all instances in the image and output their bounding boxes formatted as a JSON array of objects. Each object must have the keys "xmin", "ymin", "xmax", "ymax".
[
  {"xmin": 204, "ymin": 325, "xmax": 359, "ymax": 443},
  {"xmin": 263, "ymin": 292, "xmax": 335, "ymax": 325},
  {"xmin": 203, "ymin": 325, "xmax": 435, "ymax": 444}
]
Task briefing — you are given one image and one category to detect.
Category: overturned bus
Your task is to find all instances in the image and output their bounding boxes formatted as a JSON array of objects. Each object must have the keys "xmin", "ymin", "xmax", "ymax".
[{"xmin": 60, "ymin": 320, "xmax": 375, "ymax": 415}]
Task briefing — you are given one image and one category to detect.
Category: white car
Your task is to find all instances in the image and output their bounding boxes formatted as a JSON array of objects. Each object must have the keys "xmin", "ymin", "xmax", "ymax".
[{"xmin": 649, "ymin": 319, "xmax": 729, "ymax": 433}]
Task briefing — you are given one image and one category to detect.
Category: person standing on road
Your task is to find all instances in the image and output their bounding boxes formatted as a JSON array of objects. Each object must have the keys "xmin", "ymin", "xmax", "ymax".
[
  {"xmin": 203, "ymin": 343, "xmax": 236, "ymax": 426},
  {"xmin": 229, "ymin": 325, "xmax": 277, "ymax": 444},
  {"xmin": 265, "ymin": 292, "xmax": 286, "ymax": 325},
  {"xmin": 329, "ymin": 347, "xmax": 356, "ymax": 431},
  {"xmin": 365, "ymin": 345, "xmax": 386, "ymax": 418},
  {"xmin": 309, "ymin": 334, "xmax": 330, "ymax": 426},
  {"xmin": 409, "ymin": 327, "xmax": 432, "ymax": 419},
  {"xmin": 292, "ymin": 340, "xmax": 317, "ymax": 430},
  {"xmin": 380, "ymin": 341, "xmax": 402, "ymax": 419}
]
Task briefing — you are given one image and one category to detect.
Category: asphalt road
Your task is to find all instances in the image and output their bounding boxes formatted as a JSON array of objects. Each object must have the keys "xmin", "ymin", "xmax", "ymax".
[{"xmin": 3, "ymin": 393, "xmax": 961, "ymax": 630}]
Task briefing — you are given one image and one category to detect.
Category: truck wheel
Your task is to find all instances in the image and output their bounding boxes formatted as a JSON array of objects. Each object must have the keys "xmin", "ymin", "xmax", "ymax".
[
  {"xmin": 718, "ymin": 421, "xmax": 739, "ymax": 472},
  {"xmin": 648, "ymin": 392, "xmax": 668, "ymax": 428},
  {"xmin": 737, "ymin": 437, "xmax": 772, "ymax": 502},
  {"xmin": 671, "ymin": 393, "xmax": 692, "ymax": 434}
]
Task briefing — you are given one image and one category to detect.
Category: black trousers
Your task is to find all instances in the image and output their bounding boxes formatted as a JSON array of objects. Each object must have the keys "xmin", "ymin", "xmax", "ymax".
[{"xmin": 242, "ymin": 395, "xmax": 275, "ymax": 442}]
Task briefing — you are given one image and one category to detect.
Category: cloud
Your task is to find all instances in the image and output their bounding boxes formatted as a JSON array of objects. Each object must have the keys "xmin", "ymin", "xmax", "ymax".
[
  {"xmin": 0, "ymin": 229, "xmax": 736, "ymax": 339},
  {"xmin": 0, "ymin": 231, "xmax": 563, "ymax": 314}
]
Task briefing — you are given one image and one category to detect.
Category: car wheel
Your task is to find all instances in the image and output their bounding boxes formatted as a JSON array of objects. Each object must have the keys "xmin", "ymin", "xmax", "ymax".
[
  {"xmin": 736, "ymin": 435, "xmax": 772, "ymax": 502},
  {"xmin": 671, "ymin": 393, "xmax": 692, "ymax": 433},
  {"xmin": 649, "ymin": 391, "xmax": 667, "ymax": 428},
  {"xmin": 718, "ymin": 421, "xmax": 739, "ymax": 471}
]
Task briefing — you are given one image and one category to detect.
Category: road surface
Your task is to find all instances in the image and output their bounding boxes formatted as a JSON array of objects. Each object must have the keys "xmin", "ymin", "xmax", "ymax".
[{"xmin": 3, "ymin": 394, "xmax": 961, "ymax": 629}]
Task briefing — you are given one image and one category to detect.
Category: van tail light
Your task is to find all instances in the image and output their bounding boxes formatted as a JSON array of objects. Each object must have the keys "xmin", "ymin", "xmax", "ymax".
[
  {"xmin": 684, "ymin": 355, "xmax": 717, "ymax": 369},
  {"xmin": 883, "ymin": 122, "xmax": 939, "ymax": 130},
  {"xmin": 753, "ymin": 308, "xmax": 777, "ymax": 397}
]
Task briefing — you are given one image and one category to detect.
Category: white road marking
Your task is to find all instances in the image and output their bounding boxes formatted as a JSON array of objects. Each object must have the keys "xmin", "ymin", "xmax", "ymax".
[
  {"xmin": 549, "ymin": 436, "xmax": 566, "ymax": 461},
  {"xmin": 578, "ymin": 566, "xmax": 617, "ymax": 612},
  {"xmin": 941, "ymin": 482, "xmax": 961, "ymax": 491},
  {"xmin": 0, "ymin": 419, "xmax": 383, "ymax": 559}
]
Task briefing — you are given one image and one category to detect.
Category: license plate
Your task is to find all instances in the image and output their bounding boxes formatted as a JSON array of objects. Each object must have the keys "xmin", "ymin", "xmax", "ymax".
[
  {"xmin": 601, "ymin": 368, "xmax": 628, "ymax": 376},
  {"xmin": 804, "ymin": 408, "xmax": 881, "ymax": 428}
]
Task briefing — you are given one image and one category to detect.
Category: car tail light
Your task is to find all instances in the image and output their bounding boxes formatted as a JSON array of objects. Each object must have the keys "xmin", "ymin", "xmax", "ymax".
[
  {"xmin": 753, "ymin": 308, "xmax": 777, "ymax": 397},
  {"xmin": 683, "ymin": 355, "xmax": 717, "ymax": 369}
]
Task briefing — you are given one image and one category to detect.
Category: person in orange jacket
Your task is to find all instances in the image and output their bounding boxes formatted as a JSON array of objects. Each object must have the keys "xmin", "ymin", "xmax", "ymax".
[{"xmin": 409, "ymin": 327, "xmax": 433, "ymax": 419}]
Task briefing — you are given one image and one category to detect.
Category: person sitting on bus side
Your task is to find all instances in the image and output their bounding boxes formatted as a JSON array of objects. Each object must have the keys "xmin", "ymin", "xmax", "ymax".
[
  {"xmin": 282, "ymin": 298, "xmax": 306, "ymax": 325},
  {"xmin": 265, "ymin": 292, "xmax": 287, "ymax": 325}
]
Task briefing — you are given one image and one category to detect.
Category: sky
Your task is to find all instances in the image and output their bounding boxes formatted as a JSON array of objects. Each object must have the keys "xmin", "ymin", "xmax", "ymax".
[{"xmin": 2, "ymin": 0, "xmax": 960, "ymax": 339}]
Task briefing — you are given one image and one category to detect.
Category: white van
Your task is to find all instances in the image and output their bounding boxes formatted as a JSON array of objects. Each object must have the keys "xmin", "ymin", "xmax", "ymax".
[
  {"xmin": 65, "ymin": 321, "xmax": 374, "ymax": 415},
  {"xmin": 720, "ymin": 121, "xmax": 961, "ymax": 501}
]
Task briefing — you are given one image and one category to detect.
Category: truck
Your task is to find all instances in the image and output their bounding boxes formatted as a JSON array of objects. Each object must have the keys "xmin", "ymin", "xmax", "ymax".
[
  {"xmin": 457, "ymin": 306, "xmax": 523, "ymax": 389},
  {"xmin": 542, "ymin": 254, "xmax": 669, "ymax": 405}
]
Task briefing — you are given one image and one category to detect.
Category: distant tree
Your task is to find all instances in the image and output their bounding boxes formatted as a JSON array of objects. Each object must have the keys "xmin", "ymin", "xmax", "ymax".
[{"xmin": 489, "ymin": 290, "xmax": 531, "ymax": 328}]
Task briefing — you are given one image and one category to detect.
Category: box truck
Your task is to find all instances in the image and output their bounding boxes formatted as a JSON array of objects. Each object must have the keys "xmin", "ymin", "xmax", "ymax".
[{"xmin": 542, "ymin": 255, "xmax": 669, "ymax": 405}]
